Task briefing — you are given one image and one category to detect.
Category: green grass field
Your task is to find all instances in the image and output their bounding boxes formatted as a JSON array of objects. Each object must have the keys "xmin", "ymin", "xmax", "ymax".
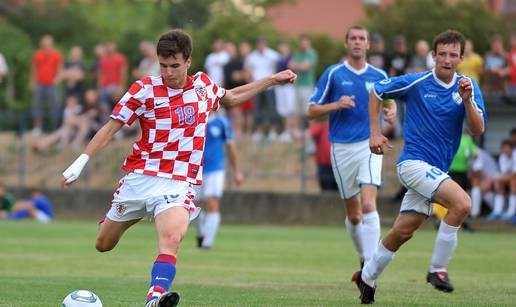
[{"xmin": 0, "ymin": 221, "xmax": 515, "ymax": 306}]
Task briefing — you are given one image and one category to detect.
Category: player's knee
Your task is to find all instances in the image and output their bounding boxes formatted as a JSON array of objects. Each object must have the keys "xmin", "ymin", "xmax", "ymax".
[
  {"xmin": 347, "ymin": 214, "xmax": 362, "ymax": 225},
  {"xmin": 160, "ymin": 233, "xmax": 182, "ymax": 250},
  {"xmin": 450, "ymin": 193, "xmax": 471, "ymax": 218},
  {"xmin": 361, "ymin": 200, "xmax": 376, "ymax": 212},
  {"xmin": 95, "ymin": 237, "xmax": 114, "ymax": 253}
]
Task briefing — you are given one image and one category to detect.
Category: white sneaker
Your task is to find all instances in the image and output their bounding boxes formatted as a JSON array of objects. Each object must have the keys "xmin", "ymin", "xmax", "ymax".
[
  {"xmin": 251, "ymin": 132, "xmax": 263, "ymax": 143},
  {"xmin": 267, "ymin": 130, "xmax": 278, "ymax": 142},
  {"xmin": 144, "ymin": 298, "xmax": 159, "ymax": 307},
  {"xmin": 278, "ymin": 132, "xmax": 292, "ymax": 143}
]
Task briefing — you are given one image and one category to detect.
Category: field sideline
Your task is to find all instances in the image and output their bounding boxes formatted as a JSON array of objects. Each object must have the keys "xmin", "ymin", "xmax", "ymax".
[{"xmin": 0, "ymin": 221, "xmax": 515, "ymax": 306}]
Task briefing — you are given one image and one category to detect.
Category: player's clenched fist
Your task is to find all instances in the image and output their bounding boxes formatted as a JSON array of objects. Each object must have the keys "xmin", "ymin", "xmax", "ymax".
[
  {"xmin": 335, "ymin": 95, "xmax": 355, "ymax": 110},
  {"xmin": 458, "ymin": 77, "xmax": 473, "ymax": 101},
  {"xmin": 272, "ymin": 69, "xmax": 297, "ymax": 85}
]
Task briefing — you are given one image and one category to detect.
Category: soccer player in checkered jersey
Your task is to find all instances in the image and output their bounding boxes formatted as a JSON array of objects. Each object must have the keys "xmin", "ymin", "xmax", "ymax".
[
  {"xmin": 352, "ymin": 30, "xmax": 486, "ymax": 304},
  {"xmin": 61, "ymin": 29, "xmax": 296, "ymax": 307},
  {"xmin": 308, "ymin": 26, "xmax": 396, "ymax": 272}
]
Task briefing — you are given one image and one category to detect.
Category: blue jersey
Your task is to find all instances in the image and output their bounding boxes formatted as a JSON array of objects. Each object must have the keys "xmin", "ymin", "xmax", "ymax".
[
  {"xmin": 374, "ymin": 70, "xmax": 486, "ymax": 171},
  {"xmin": 203, "ymin": 114, "xmax": 234, "ymax": 174},
  {"xmin": 310, "ymin": 61, "xmax": 388, "ymax": 143}
]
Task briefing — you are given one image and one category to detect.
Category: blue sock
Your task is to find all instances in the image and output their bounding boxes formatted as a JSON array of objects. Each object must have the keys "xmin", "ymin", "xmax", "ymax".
[
  {"xmin": 8, "ymin": 210, "xmax": 29, "ymax": 220},
  {"xmin": 145, "ymin": 254, "xmax": 176, "ymax": 304}
]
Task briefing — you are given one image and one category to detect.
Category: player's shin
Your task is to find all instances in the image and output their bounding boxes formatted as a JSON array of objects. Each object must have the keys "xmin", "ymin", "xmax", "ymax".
[
  {"xmin": 345, "ymin": 217, "xmax": 364, "ymax": 262},
  {"xmin": 430, "ymin": 221, "xmax": 459, "ymax": 272},
  {"xmin": 361, "ymin": 211, "xmax": 381, "ymax": 263},
  {"xmin": 145, "ymin": 254, "xmax": 177, "ymax": 305},
  {"xmin": 362, "ymin": 241, "xmax": 395, "ymax": 287}
]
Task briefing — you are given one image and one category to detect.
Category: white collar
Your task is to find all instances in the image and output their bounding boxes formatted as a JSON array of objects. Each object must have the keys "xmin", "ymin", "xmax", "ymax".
[
  {"xmin": 344, "ymin": 60, "xmax": 368, "ymax": 75},
  {"xmin": 432, "ymin": 68, "xmax": 457, "ymax": 89}
]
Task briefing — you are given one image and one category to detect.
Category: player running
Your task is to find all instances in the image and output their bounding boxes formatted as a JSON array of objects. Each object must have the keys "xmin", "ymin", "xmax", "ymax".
[
  {"xmin": 308, "ymin": 25, "xmax": 395, "ymax": 270},
  {"xmin": 353, "ymin": 30, "xmax": 486, "ymax": 304},
  {"xmin": 61, "ymin": 29, "xmax": 296, "ymax": 307}
]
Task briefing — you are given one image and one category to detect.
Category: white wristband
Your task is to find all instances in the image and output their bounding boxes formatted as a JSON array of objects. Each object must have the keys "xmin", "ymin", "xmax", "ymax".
[{"xmin": 62, "ymin": 153, "xmax": 90, "ymax": 184}]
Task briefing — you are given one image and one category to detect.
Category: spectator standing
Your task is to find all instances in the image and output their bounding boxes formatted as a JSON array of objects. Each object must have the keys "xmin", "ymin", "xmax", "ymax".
[
  {"xmin": 367, "ymin": 33, "xmax": 390, "ymax": 73},
  {"xmin": 98, "ymin": 41, "xmax": 128, "ymax": 122},
  {"xmin": 310, "ymin": 119, "xmax": 338, "ymax": 192},
  {"xmin": 245, "ymin": 37, "xmax": 281, "ymax": 142},
  {"xmin": 291, "ymin": 34, "xmax": 318, "ymax": 138},
  {"xmin": 458, "ymin": 40, "xmax": 484, "ymax": 85},
  {"xmin": 222, "ymin": 42, "xmax": 247, "ymax": 138},
  {"xmin": 238, "ymin": 41, "xmax": 255, "ymax": 136},
  {"xmin": 133, "ymin": 41, "xmax": 160, "ymax": 79},
  {"xmin": 31, "ymin": 34, "xmax": 63, "ymax": 134},
  {"xmin": 62, "ymin": 46, "xmax": 85, "ymax": 100},
  {"xmin": 204, "ymin": 38, "xmax": 230, "ymax": 87},
  {"xmin": 389, "ymin": 35, "xmax": 411, "ymax": 77},
  {"xmin": 483, "ymin": 35, "xmax": 508, "ymax": 97},
  {"xmin": 407, "ymin": 40, "xmax": 430, "ymax": 73},
  {"xmin": 274, "ymin": 41, "xmax": 296, "ymax": 142}
]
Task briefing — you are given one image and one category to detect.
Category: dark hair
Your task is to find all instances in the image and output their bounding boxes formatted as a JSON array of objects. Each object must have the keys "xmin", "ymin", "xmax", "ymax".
[
  {"xmin": 501, "ymin": 139, "xmax": 512, "ymax": 147},
  {"xmin": 432, "ymin": 30, "xmax": 466, "ymax": 56},
  {"xmin": 510, "ymin": 127, "xmax": 516, "ymax": 135},
  {"xmin": 345, "ymin": 25, "xmax": 369, "ymax": 41},
  {"xmin": 157, "ymin": 29, "xmax": 192, "ymax": 60}
]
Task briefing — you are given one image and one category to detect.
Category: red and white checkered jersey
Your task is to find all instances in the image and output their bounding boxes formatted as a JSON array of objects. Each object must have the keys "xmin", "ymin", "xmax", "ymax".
[{"xmin": 110, "ymin": 72, "xmax": 226, "ymax": 185}]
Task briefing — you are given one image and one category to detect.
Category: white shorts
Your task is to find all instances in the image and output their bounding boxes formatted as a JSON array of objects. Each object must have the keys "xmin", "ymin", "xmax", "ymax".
[
  {"xmin": 275, "ymin": 84, "xmax": 297, "ymax": 117},
  {"xmin": 106, "ymin": 173, "xmax": 198, "ymax": 222},
  {"xmin": 194, "ymin": 170, "xmax": 225, "ymax": 200},
  {"xmin": 331, "ymin": 140, "xmax": 383, "ymax": 200},
  {"xmin": 296, "ymin": 86, "xmax": 313, "ymax": 114},
  {"xmin": 397, "ymin": 160, "xmax": 450, "ymax": 216}
]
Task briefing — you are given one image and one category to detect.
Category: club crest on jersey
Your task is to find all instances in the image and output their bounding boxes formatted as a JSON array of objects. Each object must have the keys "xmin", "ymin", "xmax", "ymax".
[
  {"xmin": 195, "ymin": 85, "xmax": 207, "ymax": 100},
  {"xmin": 115, "ymin": 203, "xmax": 127, "ymax": 217},
  {"xmin": 452, "ymin": 91, "xmax": 463, "ymax": 105}
]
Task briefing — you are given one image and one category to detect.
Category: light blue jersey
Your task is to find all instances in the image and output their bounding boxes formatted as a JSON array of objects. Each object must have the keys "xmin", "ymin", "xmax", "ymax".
[
  {"xmin": 203, "ymin": 114, "xmax": 234, "ymax": 174},
  {"xmin": 373, "ymin": 69, "xmax": 486, "ymax": 172},
  {"xmin": 310, "ymin": 61, "xmax": 388, "ymax": 143}
]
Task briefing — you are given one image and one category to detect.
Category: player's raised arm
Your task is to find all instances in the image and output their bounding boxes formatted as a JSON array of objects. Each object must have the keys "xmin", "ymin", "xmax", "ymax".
[
  {"xmin": 221, "ymin": 69, "xmax": 296, "ymax": 107},
  {"xmin": 458, "ymin": 77, "xmax": 485, "ymax": 136},
  {"xmin": 369, "ymin": 91, "xmax": 392, "ymax": 155},
  {"xmin": 61, "ymin": 119, "xmax": 124, "ymax": 188}
]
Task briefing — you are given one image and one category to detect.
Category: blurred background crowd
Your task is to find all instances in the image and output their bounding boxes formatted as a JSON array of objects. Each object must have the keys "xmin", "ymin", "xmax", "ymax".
[{"xmin": 0, "ymin": 0, "xmax": 515, "ymax": 223}]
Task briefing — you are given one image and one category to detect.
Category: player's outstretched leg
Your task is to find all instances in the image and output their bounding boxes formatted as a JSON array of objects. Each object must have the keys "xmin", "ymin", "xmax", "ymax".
[{"xmin": 351, "ymin": 270, "xmax": 375, "ymax": 304}]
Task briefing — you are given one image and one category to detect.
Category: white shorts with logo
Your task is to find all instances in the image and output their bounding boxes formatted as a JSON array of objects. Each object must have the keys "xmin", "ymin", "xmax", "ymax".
[
  {"xmin": 397, "ymin": 160, "xmax": 450, "ymax": 216},
  {"xmin": 194, "ymin": 170, "xmax": 225, "ymax": 200},
  {"xmin": 331, "ymin": 139, "xmax": 383, "ymax": 200},
  {"xmin": 106, "ymin": 173, "xmax": 198, "ymax": 222}
]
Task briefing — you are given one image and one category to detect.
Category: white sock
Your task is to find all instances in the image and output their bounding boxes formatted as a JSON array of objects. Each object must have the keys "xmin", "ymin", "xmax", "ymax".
[
  {"xmin": 483, "ymin": 192, "xmax": 494, "ymax": 209},
  {"xmin": 202, "ymin": 212, "xmax": 221, "ymax": 248},
  {"xmin": 493, "ymin": 194, "xmax": 505, "ymax": 215},
  {"xmin": 196, "ymin": 211, "xmax": 206, "ymax": 238},
  {"xmin": 470, "ymin": 186, "xmax": 481, "ymax": 217},
  {"xmin": 361, "ymin": 211, "xmax": 381, "ymax": 263},
  {"xmin": 362, "ymin": 242, "xmax": 395, "ymax": 287},
  {"xmin": 345, "ymin": 217, "xmax": 364, "ymax": 260},
  {"xmin": 505, "ymin": 195, "xmax": 516, "ymax": 216},
  {"xmin": 430, "ymin": 220, "xmax": 459, "ymax": 273}
]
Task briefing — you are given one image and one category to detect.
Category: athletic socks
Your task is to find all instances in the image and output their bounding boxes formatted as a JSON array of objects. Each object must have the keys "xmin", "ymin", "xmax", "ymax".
[
  {"xmin": 504, "ymin": 195, "xmax": 516, "ymax": 217},
  {"xmin": 202, "ymin": 212, "xmax": 221, "ymax": 248},
  {"xmin": 145, "ymin": 254, "xmax": 177, "ymax": 305},
  {"xmin": 493, "ymin": 194, "xmax": 505, "ymax": 215},
  {"xmin": 345, "ymin": 217, "xmax": 364, "ymax": 261},
  {"xmin": 361, "ymin": 211, "xmax": 381, "ymax": 263},
  {"xmin": 196, "ymin": 211, "xmax": 206, "ymax": 239},
  {"xmin": 430, "ymin": 221, "xmax": 459, "ymax": 273},
  {"xmin": 362, "ymin": 242, "xmax": 395, "ymax": 287},
  {"xmin": 470, "ymin": 186, "xmax": 481, "ymax": 217}
]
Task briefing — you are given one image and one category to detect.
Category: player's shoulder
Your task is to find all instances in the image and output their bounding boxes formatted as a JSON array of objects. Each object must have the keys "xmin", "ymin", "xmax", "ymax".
[
  {"xmin": 193, "ymin": 72, "xmax": 215, "ymax": 86},
  {"xmin": 322, "ymin": 62, "xmax": 346, "ymax": 77}
]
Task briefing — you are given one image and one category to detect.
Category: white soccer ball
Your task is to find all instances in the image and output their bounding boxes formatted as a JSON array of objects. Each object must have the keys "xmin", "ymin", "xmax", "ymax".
[{"xmin": 62, "ymin": 290, "xmax": 103, "ymax": 307}]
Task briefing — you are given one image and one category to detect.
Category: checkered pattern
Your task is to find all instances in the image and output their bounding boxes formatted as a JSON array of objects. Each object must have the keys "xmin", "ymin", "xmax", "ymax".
[
  {"xmin": 146, "ymin": 285, "xmax": 166, "ymax": 304},
  {"xmin": 111, "ymin": 73, "xmax": 226, "ymax": 185}
]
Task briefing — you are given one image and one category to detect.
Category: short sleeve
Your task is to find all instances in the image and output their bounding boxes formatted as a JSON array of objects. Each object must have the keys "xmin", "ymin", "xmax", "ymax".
[
  {"xmin": 310, "ymin": 65, "xmax": 337, "ymax": 105},
  {"xmin": 373, "ymin": 73, "xmax": 424, "ymax": 101},
  {"xmin": 110, "ymin": 80, "xmax": 147, "ymax": 126}
]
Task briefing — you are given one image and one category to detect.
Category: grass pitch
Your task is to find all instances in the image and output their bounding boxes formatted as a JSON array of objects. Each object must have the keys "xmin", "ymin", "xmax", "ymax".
[{"xmin": 0, "ymin": 221, "xmax": 515, "ymax": 306}]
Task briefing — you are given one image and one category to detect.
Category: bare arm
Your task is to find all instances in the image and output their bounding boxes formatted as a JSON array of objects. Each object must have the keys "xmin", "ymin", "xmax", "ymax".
[
  {"xmin": 221, "ymin": 69, "xmax": 296, "ymax": 107},
  {"xmin": 458, "ymin": 78, "xmax": 484, "ymax": 136},
  {"xmin": 369, "ymin": 91, "xmax": 392, "ymax": 155},
  {"xmin": 226, "ymin": 142, "xmax": 243, "ymax": 186},
  {"xmin": 307, "ymin": 96, "xmax": 355, "ymax": 120}
]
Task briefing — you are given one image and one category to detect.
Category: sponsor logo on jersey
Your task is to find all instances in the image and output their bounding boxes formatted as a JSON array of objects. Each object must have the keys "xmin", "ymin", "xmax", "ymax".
[
  {"xmin": 379, "ymin": 78, "xmax": 392, "ymax": 85},
  {"xmin": 452, "ymin": 91, "xmax": 463, "ymax": 105},
  {"xmin": 365, "ymin": 81, "xmax": 375, "ymax": 92},
  {"xmin": 424, "ymin": 93, "xmax": 437, "ymax": 99},
  {"xmin": 115, "ymin": 203, "xmax": 127, "ymax": 217},
  {"xmin": 341, "ymin": 80, "xmax": 354, "ymax": 86},
  {"xmin": 195, "ymin": 85, "xmax": 207, "ymax": 100}
]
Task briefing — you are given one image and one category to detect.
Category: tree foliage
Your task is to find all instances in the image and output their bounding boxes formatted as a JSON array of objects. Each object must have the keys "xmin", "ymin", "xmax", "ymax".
[{"xmin": 364, "ymin": 0, "xmax": 506, "ymax": 54}]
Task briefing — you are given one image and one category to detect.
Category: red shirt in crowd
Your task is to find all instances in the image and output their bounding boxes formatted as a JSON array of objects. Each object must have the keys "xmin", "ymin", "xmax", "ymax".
[
  {"xmin": 310, "ymin": 120, "xmax": 332, "ymax": 167},
  {"xmin": 99, "ymin": 53, "xmax": 127, "ymax": 87},
  {"xmin": 32, "ymin": 49, "xmax": 62, "ymax": 85},
  {"xmin": 509, "ymin": 47, "xmax": 516, "ymax": 86}
]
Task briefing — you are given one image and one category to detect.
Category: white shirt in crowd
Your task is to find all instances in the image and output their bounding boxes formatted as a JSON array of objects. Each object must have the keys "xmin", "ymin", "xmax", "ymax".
[
  {"xmin": 499, "ymin": 152, "xmax": 513, "ymax": 176},
  {"xmin": 204, "ymin": 50, "xmax": 230, "ymax": 86},
  {"xmin": 245, "ymin": 48, "xmax": 280, "ymax": 81}
]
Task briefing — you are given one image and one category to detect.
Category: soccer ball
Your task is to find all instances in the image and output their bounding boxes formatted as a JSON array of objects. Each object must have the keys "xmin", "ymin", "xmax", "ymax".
[{"xmin": 62, "ymin": 290, "xmax": 103, "ymax": 307}]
